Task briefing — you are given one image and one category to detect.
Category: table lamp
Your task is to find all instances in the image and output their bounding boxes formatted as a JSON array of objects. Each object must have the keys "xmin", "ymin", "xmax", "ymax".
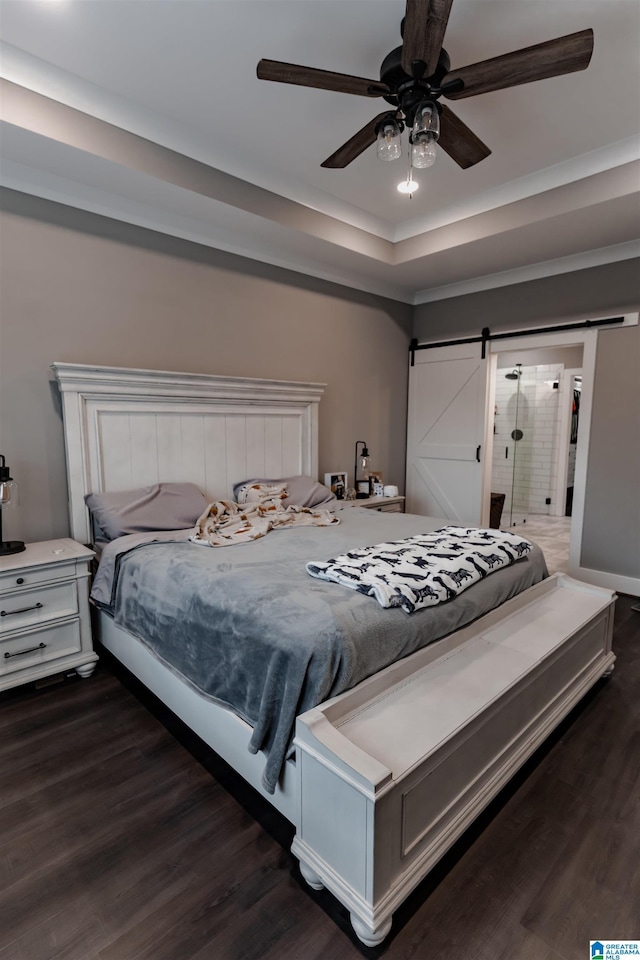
[
  {"xmin": 0, "ymin": 455, "xmax": 25, "ymax": 555},
  {"xmin": 354, "ymin": 441, "xmax": 372, "ymax": 499}
]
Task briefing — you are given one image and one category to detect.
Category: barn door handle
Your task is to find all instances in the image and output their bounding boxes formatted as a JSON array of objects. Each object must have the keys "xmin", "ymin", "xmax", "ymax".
[{"xmin": 476, "ymin": 445, "xmax": 481, "ymax": 462}]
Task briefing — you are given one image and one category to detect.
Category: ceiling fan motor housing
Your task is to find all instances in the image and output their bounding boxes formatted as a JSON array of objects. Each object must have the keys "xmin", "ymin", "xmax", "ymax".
[{"xmin": 380, "ymin": 46, "xmax": 451, "ymax": 125}]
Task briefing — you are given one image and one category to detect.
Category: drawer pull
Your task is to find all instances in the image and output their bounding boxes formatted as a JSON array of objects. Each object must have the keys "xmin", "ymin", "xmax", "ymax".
[
  {"xmin": 1, "ymin": 602, "xmax": 44, "ymax": 617},
  {"xmin": 16, "ymin": 577, "xmax": 25, "ymax": 585},
  {"xmin": 4, "ymin": 642, "xmax": 47, "ymax": 659}
]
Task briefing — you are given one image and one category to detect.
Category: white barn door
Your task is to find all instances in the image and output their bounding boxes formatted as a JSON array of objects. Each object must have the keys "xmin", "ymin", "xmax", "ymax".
[{"xmin": 406, "ymin": 343, "xmax": 489, "ymax": 524}]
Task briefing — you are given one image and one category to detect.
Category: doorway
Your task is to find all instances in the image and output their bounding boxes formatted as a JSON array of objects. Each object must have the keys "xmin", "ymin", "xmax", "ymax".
[
  {"xmin": 489, "ymin": 347, "xmax": 583, "ymax": 540},
  {"xmin": 483, "ymin": 331, "xmax": 596, "ymax": 580}
]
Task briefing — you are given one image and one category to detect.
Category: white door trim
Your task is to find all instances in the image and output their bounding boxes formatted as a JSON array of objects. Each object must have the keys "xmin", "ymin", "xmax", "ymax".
[
  {"xmin": 481, "ymin": 352, "xmax": 498, "ymax": 528},
  {"xmin": 552, "ymin": 367, "xmax": 582, "ymax": 518}
]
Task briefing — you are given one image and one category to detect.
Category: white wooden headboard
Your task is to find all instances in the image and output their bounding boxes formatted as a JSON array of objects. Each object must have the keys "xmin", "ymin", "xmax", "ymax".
[{"xmin": 52, "ymin": 363, "xmax": 325, "ymax": 543}]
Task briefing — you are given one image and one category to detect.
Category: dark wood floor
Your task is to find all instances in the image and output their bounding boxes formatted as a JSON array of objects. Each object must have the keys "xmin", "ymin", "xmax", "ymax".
[{"xmin": 1, "ymin": 595, "xmax": 638, "ymax": 960}]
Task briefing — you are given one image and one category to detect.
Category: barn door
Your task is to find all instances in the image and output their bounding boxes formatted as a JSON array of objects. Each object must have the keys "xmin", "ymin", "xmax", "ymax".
[{"xmin": 406, "ymin": 342, "xmax": 489, "ymax": 524}]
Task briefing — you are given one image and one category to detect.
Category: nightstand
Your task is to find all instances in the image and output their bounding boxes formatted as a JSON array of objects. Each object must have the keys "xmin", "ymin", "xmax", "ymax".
[
  {"xmin": 334, "ymin": 495, "xmax": 405, "ymax": 513},
  {"xmin": 0, "ymin": 539, "xmax": 97, "ymax": 692}
]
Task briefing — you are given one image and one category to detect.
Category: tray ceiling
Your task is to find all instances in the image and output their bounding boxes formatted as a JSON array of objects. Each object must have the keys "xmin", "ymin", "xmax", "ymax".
[{"xmin": 1, "ymin": 0, "xmax": 638, "ymax": 303}]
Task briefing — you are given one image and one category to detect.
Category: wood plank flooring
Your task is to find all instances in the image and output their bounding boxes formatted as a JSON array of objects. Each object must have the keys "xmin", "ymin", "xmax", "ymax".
[{"xmin": 1, "ymin": 595, "xmax": 638, "ymax": 960}]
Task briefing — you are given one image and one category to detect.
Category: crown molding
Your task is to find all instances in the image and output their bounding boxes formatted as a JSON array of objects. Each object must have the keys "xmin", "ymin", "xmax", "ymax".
[{"xmin": 412, "ymin": 241, "xmax": 640, "ymax": 304}]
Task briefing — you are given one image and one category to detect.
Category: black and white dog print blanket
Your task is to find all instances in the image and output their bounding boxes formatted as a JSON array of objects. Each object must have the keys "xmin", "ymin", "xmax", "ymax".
[{"xmin": 306, "ymin": 526, "xmax": 532, "ymax": 614}]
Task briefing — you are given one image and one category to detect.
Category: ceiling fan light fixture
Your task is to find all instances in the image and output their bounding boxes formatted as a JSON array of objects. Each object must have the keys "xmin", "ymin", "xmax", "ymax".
[
  {"xmin": 376, "ymin": 119, "xmax": 402, "ymax": 161},
  {"xmin": 412, "ymin": 100, "xmax": 440, "ymax": 144},
  {"xmin": 412, "ymin": 139, "xmax": 437, "ymax": 168}
]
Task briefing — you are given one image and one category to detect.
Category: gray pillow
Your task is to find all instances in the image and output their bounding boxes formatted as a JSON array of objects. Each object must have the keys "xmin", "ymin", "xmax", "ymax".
[
  {"xmin": 233, "ymin": 475, "xmax": 335, "ymax": 508},
  {"xmin": 85, "ymin": 482, "xmax": 208, "ymax": 541}
]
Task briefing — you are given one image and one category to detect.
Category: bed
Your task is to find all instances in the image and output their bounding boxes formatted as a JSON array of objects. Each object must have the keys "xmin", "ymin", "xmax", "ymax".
[{"xmin": 52, "ymin": 361, "xmax": 616, "ymax": 946}]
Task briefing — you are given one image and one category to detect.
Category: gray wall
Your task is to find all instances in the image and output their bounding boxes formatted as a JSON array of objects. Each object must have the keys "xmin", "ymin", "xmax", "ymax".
[
  {"xmin": 581, "ymin": 324, "xmax": 640, "ymax": 576},
  {"xmin": 414, "ymin": 260, "xmax": 640, "ymax": 579},
  {"xmin": 2, "ymin": 187, "xmax": 638, "ymax": 582},
  {"xmin": 0, "ymin": 189, "xmax": 412, "ymax": 544}
]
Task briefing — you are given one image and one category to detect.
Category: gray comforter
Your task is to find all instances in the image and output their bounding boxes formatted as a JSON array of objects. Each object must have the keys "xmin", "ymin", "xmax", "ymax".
[{"xmin": 92, "ymin": 510, "xmax": 548, "ymax": 793}]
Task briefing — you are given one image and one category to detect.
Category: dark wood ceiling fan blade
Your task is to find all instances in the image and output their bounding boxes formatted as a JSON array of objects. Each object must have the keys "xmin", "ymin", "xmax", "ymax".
[
  {"xmin": 321, "ymin": 112, "xmax": 393, "ymax": 168},
  {"xmin": 441, "ymin": 28, "xmax": 594, "ymax": 99},
  {"xmin": 438, "ymin": 104, "xmax": 491, "ymax": 168},
  {"xmin": 257, "ymin": 60, "xmax": 390, "ymax": 98},
  {"xmin": 402, "ymin": 0, "xmax": 454, "ymax": 78}
]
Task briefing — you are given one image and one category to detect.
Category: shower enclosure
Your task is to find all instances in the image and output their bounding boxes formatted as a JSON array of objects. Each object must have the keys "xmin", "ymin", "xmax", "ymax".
[
  {"xmin": 493, "ymin": 364, "xmax": 538, "ymax": 528},
  {"xmin": 508, "ymin": 365, "xmax": 537, "ymax": 526},
  {"xmin": 492, "ymin": 359, "xmax": 580, "ymax": 528}
]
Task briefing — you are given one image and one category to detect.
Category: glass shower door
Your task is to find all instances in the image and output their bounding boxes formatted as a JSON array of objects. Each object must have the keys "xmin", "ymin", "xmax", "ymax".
[{"xmin": 506, "ymin": 365, "xmax": 536, "ymax": 527}]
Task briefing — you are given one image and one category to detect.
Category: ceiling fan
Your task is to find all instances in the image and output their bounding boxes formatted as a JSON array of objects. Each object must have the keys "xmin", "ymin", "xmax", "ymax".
[{"xmin": 257, "ymin": 0, "xmax": 593, "ymax": 170}]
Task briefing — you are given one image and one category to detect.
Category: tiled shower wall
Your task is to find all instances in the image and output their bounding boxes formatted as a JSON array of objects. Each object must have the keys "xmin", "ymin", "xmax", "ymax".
[{"xmin": 492, "ymin": 364, "xmax": 565, "ymax": 524}]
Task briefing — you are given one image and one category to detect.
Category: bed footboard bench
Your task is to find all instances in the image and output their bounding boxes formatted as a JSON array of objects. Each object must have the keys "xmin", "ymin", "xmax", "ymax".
[{"xmin": 292, "ymin": 573, "xmax": 616, "ymax": 946}]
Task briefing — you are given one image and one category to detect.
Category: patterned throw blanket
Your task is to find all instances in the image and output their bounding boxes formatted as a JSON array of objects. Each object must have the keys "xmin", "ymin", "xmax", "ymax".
[
  {"xmin": 191, "ymin": 490, "xmax": 339, "ymax": 547},
  {"xmin": 306, "ymin": 526, "xmax": 532, "ymax": 614}
]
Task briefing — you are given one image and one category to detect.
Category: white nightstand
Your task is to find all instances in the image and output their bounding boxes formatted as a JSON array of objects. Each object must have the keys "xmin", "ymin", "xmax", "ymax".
[
  {"xmin": 0, "ymin": 539, "xmax": 97, "ymax": 692},
  {"xmin": 334, "ymin": 495, "xmax": 405, "ymax": 513}
]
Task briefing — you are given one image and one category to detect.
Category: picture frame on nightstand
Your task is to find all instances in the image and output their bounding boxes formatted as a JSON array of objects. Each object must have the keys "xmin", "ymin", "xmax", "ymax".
[{"xmin": 324, "ymin": 472, "xmax": 348, "ymax": 501}]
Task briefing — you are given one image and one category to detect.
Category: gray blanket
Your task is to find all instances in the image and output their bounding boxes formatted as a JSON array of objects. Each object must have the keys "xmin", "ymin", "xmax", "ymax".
[{"xmin": 93, "ymin": 510, "xmax": 548, "ymax": 793}]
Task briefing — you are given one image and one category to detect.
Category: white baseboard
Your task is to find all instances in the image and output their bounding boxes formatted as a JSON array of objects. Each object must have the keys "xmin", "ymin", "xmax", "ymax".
[{"xmin": 570, "ymin": 564, "xmax": 640, "ymax": 598}]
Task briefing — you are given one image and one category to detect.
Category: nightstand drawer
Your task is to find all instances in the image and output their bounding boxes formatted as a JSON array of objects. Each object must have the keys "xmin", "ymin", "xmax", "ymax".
[
  {"xmin": 335, "ymin": 496, "xmax": 405, "ymax": 513},
  {"xmin": 0, "ymin": 561, "xmax": 78, "ymax": 594},
  {"xmin": 0, "ymin": 582, "xmax": 78, "ymax": 634},
  {"xmin": 1, "ymin": 619, "xmax": 82, "ymax": 675}
]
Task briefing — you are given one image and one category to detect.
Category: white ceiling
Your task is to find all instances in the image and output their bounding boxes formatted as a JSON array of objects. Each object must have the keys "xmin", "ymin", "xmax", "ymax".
[{"xmin": 1, "ymin": 0, "xmax": 639, "ymax": 303}]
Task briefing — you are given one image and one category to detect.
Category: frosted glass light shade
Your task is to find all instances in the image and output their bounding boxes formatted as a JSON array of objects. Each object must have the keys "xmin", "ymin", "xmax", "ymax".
[
  {"xmin": 412, "ymin": 139, "xmax": 437, "ymax": 168},
  {"xmin": 0, "ymin": 455, "xmax": 24, "ymax": 554},
  {"xmin": 376, "ymin": 120, "xmax": 402, "ymax": 161},
  {"xmin": 0, "ymin": 479, "xmax": 18, "ymax": 506},
  {"xmin": 412, "ymin": 100, "xmax": 440, "ymax": 144}
]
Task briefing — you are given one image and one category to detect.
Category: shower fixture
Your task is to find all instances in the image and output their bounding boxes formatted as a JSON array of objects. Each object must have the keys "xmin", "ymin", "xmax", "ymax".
[{"xmin": 505, "ymin": 364, "xmax": 522, "ymax": 380}]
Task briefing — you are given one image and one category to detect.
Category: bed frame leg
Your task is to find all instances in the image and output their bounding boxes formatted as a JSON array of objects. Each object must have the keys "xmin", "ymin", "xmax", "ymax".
[
  {"xmin": 602, "ymin": 663, "xmax": 615, "ymax": 678},
  {"xmin": 297, "ymin": 856, "xmax": 392, "ymax": 945},
  {"xmin": 350, "ymin": 913, "xmax": 392, "ymax": 947},
  {"xmin": 298, "ymin": 860, "xmax": 324, "ymax": 891},
  {"xmin": 75, "ymin": 663, "xmax": 97, "ymax": 678}
]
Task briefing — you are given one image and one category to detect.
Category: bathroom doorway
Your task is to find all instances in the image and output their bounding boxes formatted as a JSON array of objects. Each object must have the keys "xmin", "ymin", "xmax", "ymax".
[{"xmin": 489, "ymin": 345, "xmax": 584, "ymax": 573}]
